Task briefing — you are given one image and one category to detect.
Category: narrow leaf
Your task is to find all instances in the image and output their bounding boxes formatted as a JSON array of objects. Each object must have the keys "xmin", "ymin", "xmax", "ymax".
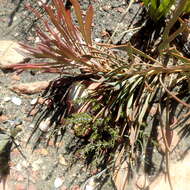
[
  {"xmin": 70, "ymin": 0, "xmax": 88, "ymax": 44},
  {"xmin": 84, "ymin": 5, "xmax": 94, "ymax": 45}
]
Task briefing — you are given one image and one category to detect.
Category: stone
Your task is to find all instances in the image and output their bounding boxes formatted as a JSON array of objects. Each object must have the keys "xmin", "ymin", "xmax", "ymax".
[
  {"xmin": 54, "ymin": 177, "xmax": 63, "ymax": 188},
  {"xmin": 10, "ymin": 81, "xmax": 50, "ymax": 95},
  {"xmin": 0, "ymin": 41, "xmax": 27, "ymax": 69},
  {"xmin": 39, "ymin": 118, "xmax": 51, "ymax": 132},
  {"xmin": 30, "ymin": 98, "xmax": 38, "ymax": 105},
  {"xmin": 11, "ymin": 97, "xmax": 22, "ymax": 105},
  {"xmin": 59, "ymin": 155, "xmax": 68, "ymax": 166},
  {"xmin": 3, "ymin": 96, "xmax": 11, "ymax": 102},
  {"xmin": 149, "ymin": 152, "xmax": 190, "ymax": 190}
]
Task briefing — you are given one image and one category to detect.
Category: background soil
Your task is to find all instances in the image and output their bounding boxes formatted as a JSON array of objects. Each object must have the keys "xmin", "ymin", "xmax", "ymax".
[{"xmin": 1, "ymin": 0, "xmax": 190, "ymax": 190}]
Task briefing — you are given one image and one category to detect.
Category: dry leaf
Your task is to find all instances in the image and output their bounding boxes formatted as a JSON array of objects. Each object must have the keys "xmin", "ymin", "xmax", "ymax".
[
  {"xmin": 157, "ymin": 126, "xmax": 179, "ymax": 154},
  {"xmin": 113, "ymin": 149, "xmax": 129, "ymax": 190},
  {"xmin": 113, "ymin": 161, "xmax": 129, "ymax": 190}
]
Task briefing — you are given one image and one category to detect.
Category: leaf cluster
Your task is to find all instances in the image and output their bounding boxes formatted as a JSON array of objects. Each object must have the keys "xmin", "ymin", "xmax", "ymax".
[
  {"xmin": 142, "ymin": 0, "xmax": 190, "ymax": 22},
  {"xmin": 142, "ymin": 0, "xmax": 176, "ymax": 21}
]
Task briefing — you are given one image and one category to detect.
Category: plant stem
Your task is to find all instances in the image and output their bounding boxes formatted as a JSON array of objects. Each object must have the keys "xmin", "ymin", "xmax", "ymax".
[{"xmin": 158, "ymin": 0, "xmax": 188, "ymax": 52}]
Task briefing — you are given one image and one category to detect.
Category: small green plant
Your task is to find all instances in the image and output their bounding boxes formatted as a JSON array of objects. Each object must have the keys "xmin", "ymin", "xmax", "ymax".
[
  {"xmin": 142, "ymin": 0, "xmax": 176, "ymax": 21},
  {"xmin": 183, "ymin": 0, "xmax": 190, "ymax": 13},
  {"xmin": 142, "ymin": 0, "xmax": 190, "ymax": 22}
]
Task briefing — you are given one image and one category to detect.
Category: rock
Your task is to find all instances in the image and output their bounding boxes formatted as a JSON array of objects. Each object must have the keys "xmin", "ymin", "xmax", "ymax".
[
  {"xmin": 37, "ymin": 97, "xmax": 46, "ymax": 104},
  {"xmin": 11, "ymin": 96, "xmax": 22, "ymax": 105},
  {"xmin": 29, "ymin": 123, "xmax": 35, "ymax": 128},
  {"xmin": 3, "ymin": 96, "xmax": 11, "ymax": 102},
  {"xmin": 59, "ymin": 155, "xmax": 68, "ymax": 166},
  {"xmin": 38, "ymin": 0, "xmax": 47, "ymax": 6},
  {"xmin": 82, "ymin": 178, "xmax": 96, "ymax": 190},
  {"xmin": 10, "ymin": 81, "xmax": 50, "ymax": 95},
  {"xmin": 30, "ymin": 98, "xmax": 38, "ymax": 105},
  {"xmin": 54, "ymin": 177, "xmax": 63, "ymax": 188},
  {"xmin": 149, "ymin": 152, "xmax": 190, "ymax": 190},
  {"xmin": 0, "ymin": 41, "xmax": 27, "ymax": 69},
  {"xmin": 39, "ymin": 117, "xmax": 51, "ymax": 132},
  {"xmin": 94, "ymin": 38, "xmax": 102, "ymax": 43}
]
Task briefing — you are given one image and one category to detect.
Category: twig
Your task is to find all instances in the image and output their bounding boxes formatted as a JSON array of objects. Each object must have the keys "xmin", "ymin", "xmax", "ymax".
[
  {"xmin": 158, "ymin": 85, "xmax": 173, "ymax": 190},
  {"xmin": 107, "ymin": 0, "xmax": 135, "ymax": 43},
  {"xmin": 159, "ymin": 76, "xmax": 190, "ymax": 108}
]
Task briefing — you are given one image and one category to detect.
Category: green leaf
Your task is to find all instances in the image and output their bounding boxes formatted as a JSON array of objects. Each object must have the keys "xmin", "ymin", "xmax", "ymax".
[
  {"xmin": 183, "ymin": 0, "xmax": 190, "ymax": 13},
  {"xmin": 143, "ymin": 0, "xmax": 150, "ymax": 7},
  {"xmin": 143, "ymin": 0, "xmax": 176, "ymax": 21},
  {"xmin": 157, "ymin": 0, "xmax": 175, "ymax": 20},
  {"xmin": 151, "ymin": 0, "xmax": 158, "ymax": 10}
]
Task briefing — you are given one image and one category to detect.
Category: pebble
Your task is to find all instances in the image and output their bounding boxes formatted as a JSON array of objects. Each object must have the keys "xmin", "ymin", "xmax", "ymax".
[
  {"xmin": 35, "ymin": 37, "xmax": 40, "ymax": 43},
  {"xmin": 54, "ymin": 177, "xmax": 63, "ymax": 188},
  {"xmin": 39, "ymin": 117, "xmax": 51, "ymax": 132},
  {"xmin": 38, "ymin": 0, "xmax": 47, "ymax": 6},
  {"xmin": 11, "ymin": 96, "xmax": 22, "ymax": 105},
  {"xmin": 30, "ymin": 98, "xmax": 38, "ymax": 105},
  {"xmin": 83, "ymin": 178, "xmax": 96, "ymax": 190},
  {"xmin": 59, "ymin": 155, "xmax": 68, "ymax": 166},
  {"xmin": 29, "ymin": 123, "xmax": 35, "ymax": 128},
  {"xmin": 3, "ymin": 96, "xmax": 11, "ymax": 102},
  {"xmin": 94, "ymin": 38, "xmax": 101, "ymax": 43}
]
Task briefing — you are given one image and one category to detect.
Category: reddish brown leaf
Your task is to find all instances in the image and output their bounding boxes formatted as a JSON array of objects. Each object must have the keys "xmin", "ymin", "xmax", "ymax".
[
  {"xmin": 84, "ymin": 5, "xmax": 94, "ymax": 45},
  {"xmin": 70, "ymin": 0, "xmax": 87, "ymax": 44}
]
